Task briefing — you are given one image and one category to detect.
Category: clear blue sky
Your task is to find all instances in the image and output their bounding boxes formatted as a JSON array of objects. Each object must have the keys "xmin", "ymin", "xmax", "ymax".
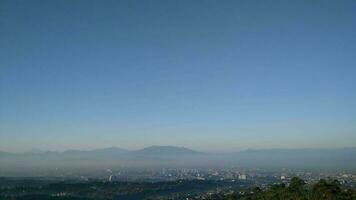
[{"xmin": 1, "ymin": 0, "xmax": 355, "ymax": 152}]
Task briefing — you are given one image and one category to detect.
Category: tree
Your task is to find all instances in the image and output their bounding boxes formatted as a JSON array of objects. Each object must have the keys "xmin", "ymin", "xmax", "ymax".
[
  {"xmin": 310, "ymin": 179, "xmax": 341, "ymax": 200},
  {"xmin": 287, "ymin": 177, "xmax": 307, "ymax": 200}
]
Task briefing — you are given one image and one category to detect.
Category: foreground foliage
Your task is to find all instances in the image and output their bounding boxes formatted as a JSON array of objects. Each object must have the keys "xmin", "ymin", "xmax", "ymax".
[
  {"xmin": 1, "ymin": 177, "xmax": 355, "ymax": 199},
  {"xmin": 236, "ymin": 177, "xmax": 356, "ymax": 200}
]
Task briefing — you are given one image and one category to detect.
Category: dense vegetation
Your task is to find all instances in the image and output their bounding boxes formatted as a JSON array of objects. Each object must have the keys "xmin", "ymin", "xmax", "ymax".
[
  {"xmin": 233, "ymin": 177, "xmax": 356, "ymax": 200},
  {"xmin": 0, "ymin": 179, "xmax": 236, "ymax": 200},
  {"xmin": 1, "ymin": 177, "xmax": 355, "ymax": 199}
]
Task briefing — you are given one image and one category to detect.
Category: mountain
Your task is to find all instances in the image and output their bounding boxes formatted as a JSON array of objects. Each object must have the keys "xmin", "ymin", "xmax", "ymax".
[
  {"xmin": 131, "ymin": 145, "xmax": 201, "ymax": 156},
  {"xmin": 63, "ymin": 147, "xmax": 128, "ymax": 155},
  {"xmin": 1, "ymin": 147, "xmax": 356, "ymax": 176},
  {"xmin": 231, "ymin": 147, "xmax": 356, "ymax": 169}
]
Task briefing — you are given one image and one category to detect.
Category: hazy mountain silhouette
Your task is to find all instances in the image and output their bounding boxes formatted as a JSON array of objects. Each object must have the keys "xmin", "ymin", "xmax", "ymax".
[
  {"xmin": 62, "ymin": 147, "xmax": 128, "ymax": 155},
  {"xmin": 131, "ymin": 145, "xmax": 201, "ymax": 156},
  {"xmin": 232, "ymin": 147, "xmax": 356, "ymax": 169},
  {"xmin": 1, "ymin": 146, "xmax": 356, "ymax": 176}
]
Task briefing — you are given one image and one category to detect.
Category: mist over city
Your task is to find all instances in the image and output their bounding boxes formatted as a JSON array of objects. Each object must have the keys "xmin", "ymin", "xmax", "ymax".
[{"xmin": 1, "ymin": 0, "xmax": 356, "ymax": 199}]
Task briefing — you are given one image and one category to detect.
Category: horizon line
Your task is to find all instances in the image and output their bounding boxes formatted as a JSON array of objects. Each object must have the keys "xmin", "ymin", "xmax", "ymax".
[{"xmin": 1, "ymin": 145, "xmax": 356, "ymax": 154}]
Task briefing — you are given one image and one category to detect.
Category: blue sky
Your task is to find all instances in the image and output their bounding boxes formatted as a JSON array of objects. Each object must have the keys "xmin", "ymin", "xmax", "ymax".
[{"xmin": 1, "ymin": 0, "xmax": 356, "ymax": 152}]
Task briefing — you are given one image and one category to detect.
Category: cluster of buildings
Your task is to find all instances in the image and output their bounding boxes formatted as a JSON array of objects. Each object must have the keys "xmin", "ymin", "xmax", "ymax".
[
  {"xmin": 102, "ymin": 167, "xmax": 356, "ymax": 189},
  {"xmin": 105, "ymin": 168, "xmax": 250, "ymax": 182}
]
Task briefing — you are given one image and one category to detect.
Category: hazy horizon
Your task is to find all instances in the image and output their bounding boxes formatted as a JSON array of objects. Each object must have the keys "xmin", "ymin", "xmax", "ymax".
[
  {"xmin": 2, "ymin": 145, "xmax": 356, "ymax": 154},
  {"xmin": 1, "ymin": 0, "xmax": 356, "ymax": 153}
]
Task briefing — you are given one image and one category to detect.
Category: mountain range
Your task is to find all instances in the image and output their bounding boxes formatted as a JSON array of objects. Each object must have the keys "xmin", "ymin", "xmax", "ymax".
[
  {"xmin": 0, "ymin": 145, "xmax": 201, "ymax": 156},
  {"xmin": 1, "ymin": 146, "xmax": 356, "ymax": 176}
]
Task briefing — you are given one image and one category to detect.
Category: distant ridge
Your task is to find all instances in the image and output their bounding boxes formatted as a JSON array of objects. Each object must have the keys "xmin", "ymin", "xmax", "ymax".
[
  {"xmin": 131, "ymin": 145, "xmax": 201, "ymax": 156},
  {"xmin": 1, "ymin": 146, "xmax": 356, "ymax": 155},
  {"xmin": 240, "ymin": 147, "xmax": 356, "ymax": 154},
  {"xmin": 0, "ymin": 145, "xmax": 201, "ymax": 157},
  {"xmin": 1, "ymin": 146, "xmax": 356, "ymax": 173},
  {"xmin": 63, "ymin": 147, "xmax": 128, "ymax": 155}
]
